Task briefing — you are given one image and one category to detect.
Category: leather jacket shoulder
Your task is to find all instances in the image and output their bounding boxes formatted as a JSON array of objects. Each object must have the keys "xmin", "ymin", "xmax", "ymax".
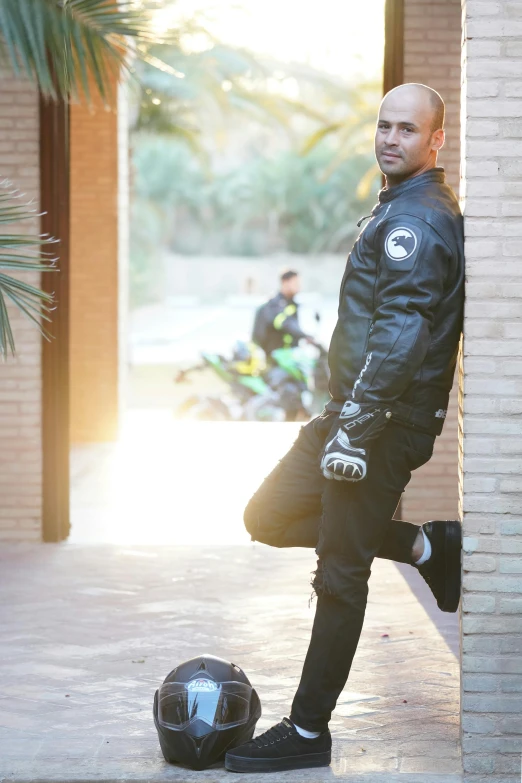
[{"xmin": 328, "ymin": 168, "xmax": 464, "ymax": 435}]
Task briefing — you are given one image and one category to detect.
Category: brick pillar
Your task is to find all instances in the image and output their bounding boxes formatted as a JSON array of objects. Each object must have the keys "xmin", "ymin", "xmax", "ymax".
[
  {"xmin": 69, "ymin": 77, "xmax": 124, "ymax": 444},
  {"xmin": 400, "ymin": 0, "xmax": 462, "ymax": 522},
  {"xmin": 0, "ymin": 71, "xmax": 42, "ymax": 541},
  {"xmin": 462, "ymin": 1, "xmax": 522, "ymax": 779}
]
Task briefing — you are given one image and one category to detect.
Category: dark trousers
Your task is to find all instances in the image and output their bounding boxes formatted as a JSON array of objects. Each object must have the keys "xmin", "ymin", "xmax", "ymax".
[{"xmin": 244, "ymin": 412, "xmax": 435, "ymax": 732}]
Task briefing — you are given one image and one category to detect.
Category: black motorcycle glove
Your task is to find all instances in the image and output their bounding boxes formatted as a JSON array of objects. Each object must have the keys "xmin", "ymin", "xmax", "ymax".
[{"xmin": 320, "ymin": 401, "xmax": 392, "ymax": 482}]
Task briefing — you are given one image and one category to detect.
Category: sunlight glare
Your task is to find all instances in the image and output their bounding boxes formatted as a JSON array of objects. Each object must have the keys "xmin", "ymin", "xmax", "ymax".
[
  {"xmin": 152, "ymin": 0, "xmax": 385, "ymax": 79},
  {"xmin": 70, "ymin": 412, "xmax": 301, "ymax": 546}
]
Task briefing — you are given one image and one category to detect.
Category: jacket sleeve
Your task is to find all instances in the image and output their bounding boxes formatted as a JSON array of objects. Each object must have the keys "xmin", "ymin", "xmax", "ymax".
[
  {"xmin": 272, "ymin": 303, "xmax": 308, "ymax": 341},
  {"xmin": 251, "ymin": 305, "xmax": 267, "ymax": 346},
  {"xmin": 351, "ymin": 214, "xmax": 452, "ymax": 404}
]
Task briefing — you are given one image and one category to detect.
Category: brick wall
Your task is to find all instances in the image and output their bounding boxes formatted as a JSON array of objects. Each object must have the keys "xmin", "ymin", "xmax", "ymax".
[
  {"xmin": 0, "ymin": 72, "xmax": 42, "ymax": 541},
  {"xmin": 70, "ymin": 76, "xmax": 120, "ymax": 444},
  {"xmin": 400, "ymin": 0, "xmax": 462, "ymax": 522},
  {"xmin": 461, "ymin": 1, "xmax": 522, "ymax": 779}
]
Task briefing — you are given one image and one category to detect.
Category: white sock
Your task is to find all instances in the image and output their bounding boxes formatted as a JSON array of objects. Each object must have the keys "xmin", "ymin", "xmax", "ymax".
[
  {"xmin": 293, "ymin": 723, "xmax": 320, "ymax": 739},
  {"xmin": 415, "ymin": 527, "xmax": 432, "ymax": 566}
]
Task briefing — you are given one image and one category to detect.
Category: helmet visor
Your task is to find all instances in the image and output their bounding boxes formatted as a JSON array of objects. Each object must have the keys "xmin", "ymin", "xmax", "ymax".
[{"xmin": 157, "ymin": 679, "xmax": 252, "ymax": 731}]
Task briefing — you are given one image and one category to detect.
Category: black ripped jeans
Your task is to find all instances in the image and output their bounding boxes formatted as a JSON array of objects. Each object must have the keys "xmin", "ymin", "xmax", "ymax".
[{"xmin": 244, "ymin": 411, "xmax": 435, "ymax": 732}]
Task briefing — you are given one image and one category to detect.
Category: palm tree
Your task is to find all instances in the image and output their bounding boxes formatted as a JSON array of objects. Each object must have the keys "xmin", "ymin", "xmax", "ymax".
[
  {"xmin": 300, "ymin": 75, "xmax": 382, "ymax": 197},
  {"xmin": 0, "ymin": 182, "xmax": 56, "ymax": 356},
  {"xmin": 0, "ymin": 0, "xmax": 162, "ymax": 354},
  {"xmin": 0, "ymin": 0, "xmax": 160, "ymax": 102},
  {"xmin": 131, "ymin": 43, "xmax": 330, "ymax": 154}
]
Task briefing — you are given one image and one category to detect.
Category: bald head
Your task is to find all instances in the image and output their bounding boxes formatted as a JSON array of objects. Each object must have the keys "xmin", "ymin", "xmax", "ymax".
[
  {"xmin": 383, "ymin": 83, "xmax": 445, "ymax": 133},
  {"xmin": 375, "ymin": 83, "xmax": 446, "ymax": 186}
]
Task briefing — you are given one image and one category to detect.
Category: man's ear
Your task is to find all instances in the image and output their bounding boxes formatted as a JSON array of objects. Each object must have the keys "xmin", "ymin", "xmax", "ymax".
[{"xmin": 432, "ymin": 128, "xmax": 445, "ymax": 152}]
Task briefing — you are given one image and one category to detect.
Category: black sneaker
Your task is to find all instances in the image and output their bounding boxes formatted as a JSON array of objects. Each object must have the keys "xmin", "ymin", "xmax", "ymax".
[
  {"xmin": 225, "ymin": 717, "xmax": 331, "ymax": 773},
  {"xmin": 416, "ymin": 520, "xmax": 462, "ymax": 612}
]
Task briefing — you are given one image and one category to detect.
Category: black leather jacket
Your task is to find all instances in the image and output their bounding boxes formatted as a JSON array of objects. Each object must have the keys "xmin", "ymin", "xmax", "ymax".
[
  {"xmin": 327, "ymin": 168, "xmax": 464, "ymax": 436},
  {"xmin": 252, "ymin": 293, "xmax": 307, "ymax": 355}
]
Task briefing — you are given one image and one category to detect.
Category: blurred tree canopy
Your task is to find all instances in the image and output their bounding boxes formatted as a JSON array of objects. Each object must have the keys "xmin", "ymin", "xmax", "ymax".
[
  {"xmin": 129, "ymin": 5, "xmax": 383, "ymax": 307},
  {"xmin": 130, "ymin": 135, "xmax": 379, "ymax": 305}
]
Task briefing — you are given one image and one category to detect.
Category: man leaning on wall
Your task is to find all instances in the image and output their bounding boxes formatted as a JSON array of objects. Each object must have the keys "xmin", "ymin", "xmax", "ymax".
[{"xmin": 225, "ymin": 83, "xmax": 465, "ymax": 774}]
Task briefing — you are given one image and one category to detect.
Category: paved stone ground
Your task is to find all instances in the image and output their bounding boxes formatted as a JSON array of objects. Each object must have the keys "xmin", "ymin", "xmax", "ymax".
[
  {"xmin": 0, "ymin": 543, "xmax": 461, "ymax": 782},
  {"xmin": 1, "ymin": 418, "xmax": 461, "ymax": 781}
]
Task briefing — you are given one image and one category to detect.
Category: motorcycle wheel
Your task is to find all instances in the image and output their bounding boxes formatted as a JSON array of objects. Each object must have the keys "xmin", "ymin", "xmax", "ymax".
[{"xmin": 176, "ymin": 396, "xmax": 231, "ymax": 421}]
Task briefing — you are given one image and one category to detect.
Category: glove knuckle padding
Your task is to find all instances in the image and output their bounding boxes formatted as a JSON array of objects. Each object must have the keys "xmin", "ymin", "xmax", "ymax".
[
  {"xmin": 321, "ymin": 425, "xmax": 368, "ymax": 482},
  {"xmin": 320, "ymin": 400, "xmax": 394, "ymax": 483}
]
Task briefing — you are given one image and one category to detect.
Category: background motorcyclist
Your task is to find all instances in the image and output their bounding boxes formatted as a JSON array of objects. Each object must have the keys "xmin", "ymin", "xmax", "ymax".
[{"xmin": 251, "ymin": 270, "xmax": 314, "ymax": 357}]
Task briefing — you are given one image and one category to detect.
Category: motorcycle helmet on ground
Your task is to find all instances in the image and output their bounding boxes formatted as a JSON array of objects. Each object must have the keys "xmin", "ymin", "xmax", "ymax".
[{"xmin": 153, "ymin": 654, "xmax": 261, "ymax": 770}]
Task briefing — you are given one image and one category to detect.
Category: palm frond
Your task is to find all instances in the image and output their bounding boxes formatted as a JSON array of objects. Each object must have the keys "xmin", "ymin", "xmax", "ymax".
[
  {"xmin": 0, "ymin": 0, "xmax": 164, "ymax": 102},
  {"xmin": 356, "ymin": 162, "xmax": 381, "ymax": 200},
  {"xmin": 300, "ymin": 123, "xmax": 344, "ymax": 156},
  {"xmin": 0, "ymin": 182, "xmax": 57, "ymax": 357}
]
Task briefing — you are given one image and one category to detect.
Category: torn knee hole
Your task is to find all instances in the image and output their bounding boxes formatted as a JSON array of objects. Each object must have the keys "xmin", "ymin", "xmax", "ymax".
[{"xmin": 310, "ymin": 559, "xmax": 335, "ymax": 601}]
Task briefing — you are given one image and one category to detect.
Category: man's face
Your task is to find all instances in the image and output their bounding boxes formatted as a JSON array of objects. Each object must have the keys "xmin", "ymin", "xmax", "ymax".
[
  {"xmin": 282, "ymin": 275, "xmax": 300, "ymax": 298},
  {"xmin": 374, "ymin": 89, "xmax": 444, "ymax": 184}
]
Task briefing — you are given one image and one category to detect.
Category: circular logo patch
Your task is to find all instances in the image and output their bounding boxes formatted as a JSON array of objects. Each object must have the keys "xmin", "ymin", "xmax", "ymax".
[{"xmin": 385, "ymin": 227, "xmax": 418, "ymax": 261}]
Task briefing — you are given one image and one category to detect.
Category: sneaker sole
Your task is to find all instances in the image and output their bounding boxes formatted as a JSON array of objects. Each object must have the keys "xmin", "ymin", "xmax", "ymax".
[
  {"xmin": 225, "ymin": 749, "xmax": 331, "ymax": 773},
  {"xmin": 442, "ymin": 520, "xmax": 462, "ymax": 613}
]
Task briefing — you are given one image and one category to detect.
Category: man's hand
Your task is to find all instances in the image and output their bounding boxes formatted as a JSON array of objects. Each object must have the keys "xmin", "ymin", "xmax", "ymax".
[
  {"xmin": 320, "ymin": 400, "xmax": 391, "ymax": 482},
  {"xmin": 321, "ymin": 427, "xmax": 368, "ymax": 481}
]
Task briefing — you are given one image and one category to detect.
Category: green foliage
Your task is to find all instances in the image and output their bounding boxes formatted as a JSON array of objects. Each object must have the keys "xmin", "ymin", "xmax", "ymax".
[
  {"xmin": 0, "ymin": 182, "xmax": 56, "ymax": 357},
  {"xmin": 129, "ymin": 198, "xmax": 167, "ymax": 308},
  {"xmin": 129, "ymin": 133, "xmax": 380, "ymax": 304},
  {"xmin": 129, "ymin": 34, "xmax": 383, "ymax": 306},
  {"xmin": 131, "ymin": 39, "xmax": 330, "ymax": 152},
  {"xmin": 0, "ymin": 0, "xmax": 161, "ymax": 350},
  {"xmin": 0, "ymin": 0, "xmax": 162, "ymax": 103}
]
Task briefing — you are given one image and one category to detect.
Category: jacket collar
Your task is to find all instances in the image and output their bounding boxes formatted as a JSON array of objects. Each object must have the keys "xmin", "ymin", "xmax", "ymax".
[
  {"xmin": 378, "ymin": 167, "xmax": 445, "ymax": 204},
  {"xmin": 276, "ymin": 292, "xmax": 295, "ymax": 305}
]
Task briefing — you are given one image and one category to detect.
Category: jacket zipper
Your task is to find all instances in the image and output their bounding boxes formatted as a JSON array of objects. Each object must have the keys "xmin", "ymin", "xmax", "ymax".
[
  {"xmin": 357, "ymin": 202, "xmax": 391, "ymax": 229},
  {"xmin": 364, "ymin": 321, "xmax": 374, "ymax": 352},
  {"xmin": 357, "ymin": 214, "xmax": 372, "ymax": 228}
]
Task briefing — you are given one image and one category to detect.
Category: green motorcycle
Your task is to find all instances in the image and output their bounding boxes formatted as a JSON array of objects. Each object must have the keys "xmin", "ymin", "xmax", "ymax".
[{"xmin": 175, "ymin": 341, "xmax": 329, "ymax": 422}]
